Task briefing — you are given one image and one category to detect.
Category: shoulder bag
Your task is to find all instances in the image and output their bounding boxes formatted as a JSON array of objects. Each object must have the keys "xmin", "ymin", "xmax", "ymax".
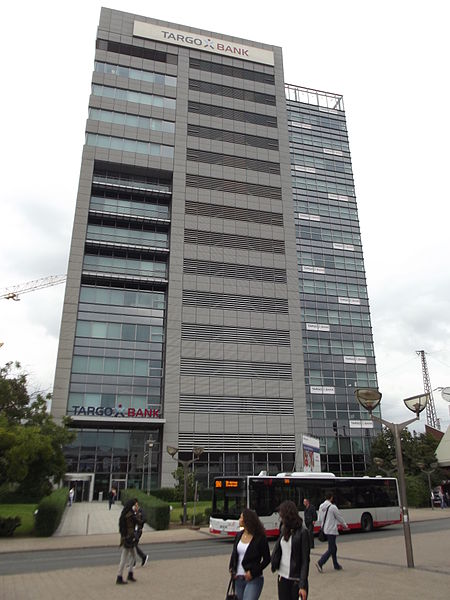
[
  {"xmin": 225, "ymin": 576, "xmax": 238, "ymax": 600},
  {"xmin": 318, "ymin": 505, "xmax": 331, "ymax": 542}
]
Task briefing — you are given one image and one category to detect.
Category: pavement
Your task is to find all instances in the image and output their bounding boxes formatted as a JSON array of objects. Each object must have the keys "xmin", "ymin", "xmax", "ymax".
[{"xmin": 0, "ymin": 505, "xmax": 449, "ymax": 600}]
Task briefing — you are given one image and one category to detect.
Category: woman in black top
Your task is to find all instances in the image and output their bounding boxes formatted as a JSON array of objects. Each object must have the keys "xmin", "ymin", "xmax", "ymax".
[
  {"xmin": 271, "ymin": 500, "xmax": 310, "ymax": 600},
  {"xmin": 229, "ymin": 508, "xmax": 270, "ymax": 600}
]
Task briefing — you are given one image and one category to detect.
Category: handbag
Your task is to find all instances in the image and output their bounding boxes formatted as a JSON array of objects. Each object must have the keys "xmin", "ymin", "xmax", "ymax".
[
  {"xmin": 317, "ymin": 505, "xmax": 331, "ymax": 542},
  {"xmin": 225, "ymin": 576, "xmax": 238, "ymax": 600}
]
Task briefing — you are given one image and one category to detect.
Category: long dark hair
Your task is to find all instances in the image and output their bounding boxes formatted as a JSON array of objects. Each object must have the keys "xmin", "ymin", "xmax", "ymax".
[
  {"xmin": 278, "ymin": 500, "xmax": 303, "ymax": 541},
  {"xmin": 242, "ymin": 508, "xmax": 266, "ymax": 538},
  {"xmin": 119, "ymin": 498, "xmax": 137, "ymax": 535}
]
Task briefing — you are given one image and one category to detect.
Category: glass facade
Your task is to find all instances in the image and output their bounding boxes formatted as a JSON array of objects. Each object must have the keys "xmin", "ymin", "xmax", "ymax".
[
  {"xmin": 53, "ymin": 10, "xmax": 379, "ymax": 498},
  {"xmin": 287, "ymin": 88, "xmax": 380, "ymax": 475}
]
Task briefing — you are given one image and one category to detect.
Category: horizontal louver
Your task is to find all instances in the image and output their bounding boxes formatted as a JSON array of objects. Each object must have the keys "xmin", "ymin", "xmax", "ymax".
[
  {"xmin": 185, "ymin": 200, "xmax": 283, "ymax": 226},
  {"xmin": 188, "ymin": 124, "xmax": 279, "ymax": 150},
  {"xmin": 186, "ymin": 148, "xmax": 280, "ymax": 174},
  {"xmin": 178, "ymin": 432, "xmax": 296, "ymax": 452},
  {"xmin": 180, "ymin": 358, "xmax": 292, "ymax": 379},
  {"xmin": 185, "ymin": 174, "xmax": 282, "ymax": 200},
  {"xmin": 189, "ymin": 79, "xmax": 276, "ymax": 105},
  {"xmin": 183, "ymin": 258, "xmax": 287, "ymax": 283},
  {"xmin": 189, "ymin": 58, "xmax": 275, "ymax": 84},
  {"xmin": 188, "ymin": 101, "xmax": 277, "ymax": 127},
  {"xmin": 182, "ymin": 290, "xmax": 288, "ymax": 313},
  {"xmin": 184, "ymin": 229, "xmax": 285, "ymax": 253},
  {"xmin": 181, "ymin": 323, "xmax": 290, "ymax": 345},
  {"xmin": 179, "ymin": 395, "xmax": 293, "ymax": 414}
]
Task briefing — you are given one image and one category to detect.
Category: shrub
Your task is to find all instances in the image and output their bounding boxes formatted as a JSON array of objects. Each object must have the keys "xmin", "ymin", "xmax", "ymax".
[
  {"xmin": 34, "ymin": 488, "xmax": 68, "ymax": 536},
  {"xmin": 121, "ymin": 488, "xmax": 170, "ymax": 531},
  {"xmin": 197, "ymin": 488, "xmax": 212, "ymax": 502},
  {"xmin": 149, "ymin": 487, "xmax": 178, "ymax": 502},
  {"xmin": 0, "ymin": 516, "xmax": 21, "ymax": 536},
  {"xmin": 406, "ymin": 475, "xmax": 429, "ymax": 507}
]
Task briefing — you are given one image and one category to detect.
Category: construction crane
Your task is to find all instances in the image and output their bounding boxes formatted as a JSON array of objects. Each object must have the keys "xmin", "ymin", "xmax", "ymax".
[
  {"xmin": 416, "ymin": 350, "xmax": 440, "ymax": 430},
  {"xmin": 1, "ymin": 275, "xmax": 67, "ymax": 301}
]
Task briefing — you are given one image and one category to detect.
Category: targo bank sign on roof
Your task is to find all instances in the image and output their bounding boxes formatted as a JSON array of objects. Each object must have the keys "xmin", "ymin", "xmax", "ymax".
[{"xmin": 133, "ymin": 21, "xmax": 275, "ymax": 65}]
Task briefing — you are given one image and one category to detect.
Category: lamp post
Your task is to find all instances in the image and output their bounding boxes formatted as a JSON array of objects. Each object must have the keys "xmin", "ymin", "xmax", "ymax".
[
  {"xmin": 354, "ymin": 388, "xmax": 429, "ymax": 568},
  {"xmin": 146, "ymin": 440, "xmax": 154, "ymax": 496},
  {"xmin": 417, "ymin": 461, "xmax": 438, "ymax": 509},
  {"xmin": 167, "ymin": 445, "xmax": 204, "ymax": 525}
]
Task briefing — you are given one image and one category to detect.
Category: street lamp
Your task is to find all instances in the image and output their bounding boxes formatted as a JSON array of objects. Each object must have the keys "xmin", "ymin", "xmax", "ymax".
[
  {"xmin": 355, "ymin": 388, "xmax": 429, "ymax": 568},
  {"xmin": 166, "ymin": 445, "xmax": 204, "ymax": 525},
  {"xmin": 417, "ymin": 461, "xmax": 438, "ymax": 509},
  {"xmin": 146, "ymin": 440, "xmax": 154, "ymax": 496}
]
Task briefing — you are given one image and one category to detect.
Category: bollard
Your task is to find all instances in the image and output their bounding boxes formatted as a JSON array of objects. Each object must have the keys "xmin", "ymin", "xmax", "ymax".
[{"xmin": 86, "ymin": 514, "xmax": 90, "ymax": 535}]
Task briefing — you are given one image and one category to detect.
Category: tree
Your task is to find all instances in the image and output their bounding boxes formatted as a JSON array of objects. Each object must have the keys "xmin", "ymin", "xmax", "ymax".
[
  {"xmin": 369, "ymin": 426, "xmax": 444, "ymax": 507},
  {"xmin": 171, "ymin": 466, "xmax": 195, "ymax": 502},
  {"xmin": 0, "ymin": 362, "xmax": 75, "ymax": 500}
]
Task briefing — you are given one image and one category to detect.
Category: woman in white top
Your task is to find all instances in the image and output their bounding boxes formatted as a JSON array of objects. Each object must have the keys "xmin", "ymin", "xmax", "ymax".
[
  {"xmin": 271, "ymin": 500, "xmax": 310, "ymax": 600},
  {"xmin": 229, "ymin": 508, "xmax": 270, "ymax": 600}
]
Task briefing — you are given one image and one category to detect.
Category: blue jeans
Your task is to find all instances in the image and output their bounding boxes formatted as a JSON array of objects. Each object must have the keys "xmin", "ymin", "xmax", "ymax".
[
  {"xmin": 318, "ymin": 534, "xmax": 340, "ymax": 569},
  {"xmin": 235, "ymin": 576, "xmax": 264, "ymax": 600}
]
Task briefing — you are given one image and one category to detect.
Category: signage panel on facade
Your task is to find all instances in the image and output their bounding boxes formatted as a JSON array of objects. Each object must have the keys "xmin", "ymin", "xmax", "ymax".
[
  {"xmin": 310, "ymin": 386, "xmax": 335, "ymax": 394},
  {"xmin": 302, "ymin": 434, "xmax": 321, "ymax": 472},
  {"xmin": 349, "ymin": 420, "xmax": 374, "ymax": 429},
  {"xmin": 133, "ymin": 21, "xmax": 275, "ymax": 65}
]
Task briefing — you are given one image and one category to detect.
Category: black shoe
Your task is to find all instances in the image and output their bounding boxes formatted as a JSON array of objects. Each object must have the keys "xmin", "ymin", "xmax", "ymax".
[
  {"xmin": 116, "ymin": 576, "xmax": 127, "ymax": 585},
  {"xmin": 127, "ymin": 572, "xmax": 137, "ymax": 582},
  {"xmin": 142, "ymin": 555, "xmax": 149, "ymax": 567},
  {"xmin": 334, "ymin": 565, "xmax": 343, "ymax": 571},
  {"xmin": 316, "ymin": 563, "xmax": 323, "ymax": 573}
]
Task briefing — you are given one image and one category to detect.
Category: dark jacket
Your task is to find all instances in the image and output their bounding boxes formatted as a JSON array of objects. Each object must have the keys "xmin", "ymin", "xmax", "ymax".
[
  {"xmin": 119, "ymin": 505, "xmax": 138, "ymax": 548},
  {"xmin": 229, "ymin": 531, "xmax": 271, "ymax": 579},
  {"xmin": 271, "ymin": 526, "xmax": 310, "ymax": 590},
  {"xmin": 303, "ymin": 504, "xmax": 317, "ymax": 527}
]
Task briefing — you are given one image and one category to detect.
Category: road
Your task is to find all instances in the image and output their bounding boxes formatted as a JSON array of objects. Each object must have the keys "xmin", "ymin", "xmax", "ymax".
[{"xmin": 1, "ymin": 518, "xmax": 449, "ymax": 576}]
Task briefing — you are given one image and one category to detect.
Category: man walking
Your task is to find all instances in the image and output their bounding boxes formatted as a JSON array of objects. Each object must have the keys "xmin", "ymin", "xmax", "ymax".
[
  {"xmin": 316, "ymin": 492, "xmax": 348, "ymax": 573},
  {"xmin": 303, "ymin": 497, "xmax": 317, "ymax": 548}
]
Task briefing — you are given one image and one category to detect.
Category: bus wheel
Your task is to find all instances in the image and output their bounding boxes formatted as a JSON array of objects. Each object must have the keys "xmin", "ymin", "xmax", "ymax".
[{"xmin": 361, "ymin": 513, "xmax": 373, "ymax": 532}]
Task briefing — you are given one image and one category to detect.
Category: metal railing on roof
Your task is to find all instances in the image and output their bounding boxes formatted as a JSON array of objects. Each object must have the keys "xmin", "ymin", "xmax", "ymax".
[{"xmin": 285, "ymin": 83, "xmax": 344, "ymax": 112}]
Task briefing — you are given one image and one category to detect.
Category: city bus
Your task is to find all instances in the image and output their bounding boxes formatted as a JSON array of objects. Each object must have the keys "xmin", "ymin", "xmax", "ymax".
[{"xmin": 210, "ymin": 472, "xmax": 401, "ymax": 537}]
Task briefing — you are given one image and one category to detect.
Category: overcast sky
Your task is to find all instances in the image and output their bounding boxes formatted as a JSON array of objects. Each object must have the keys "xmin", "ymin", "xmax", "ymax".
[{"xmin": 1, "ymin": 0, "xmax": 449, "ymax": 431}]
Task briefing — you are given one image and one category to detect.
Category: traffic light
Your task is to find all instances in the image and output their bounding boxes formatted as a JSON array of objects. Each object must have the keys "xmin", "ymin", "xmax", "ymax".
[{"xmin": 332, "ymin": 421, "xmax": 338, "ymax": 436}]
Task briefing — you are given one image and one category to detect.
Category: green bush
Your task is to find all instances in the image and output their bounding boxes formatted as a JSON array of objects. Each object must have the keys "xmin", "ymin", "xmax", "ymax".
[
  {"xmin": 149, "ymin": 487, "xmax": 178, "ymax": 502},
  {"xmin": 197, "ymin": 488, "xmax": 212, "ymax": 501},
  {"xmin": 121, "ymin": 488, "xmax": 170, "ymax": 531},
  {"xmin": 34, "ymin": 488, "xmax": 68, "ymax": 536},
  {"xmin": 0, "ymin": 516, "xmax": 21, "ymax": 536},
  {"xmin": 406, "ymin": 475, "xmax": 429, "ymax": 507}
]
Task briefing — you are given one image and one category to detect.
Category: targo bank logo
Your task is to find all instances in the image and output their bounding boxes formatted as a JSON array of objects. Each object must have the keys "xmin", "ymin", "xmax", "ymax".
[
  {"xmin": 161, "ymin": 30, "xmax": 249, "ymax": 57},
  {"xmin": 72, "ymin": 404, "xmax": 160, "ymax": 418}
]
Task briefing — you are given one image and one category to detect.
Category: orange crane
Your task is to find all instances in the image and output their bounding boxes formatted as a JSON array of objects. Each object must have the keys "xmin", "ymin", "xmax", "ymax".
[{"xmin": 1, "ymin": 275, "xmax": 67, "ymax": 301}]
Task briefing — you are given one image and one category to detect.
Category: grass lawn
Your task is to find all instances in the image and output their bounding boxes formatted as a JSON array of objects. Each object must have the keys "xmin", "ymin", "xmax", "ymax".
[
  {"xmin": 0, "ymin": 504, "xmax": 38, "ymax": 536},
  {"xmin": 169, "ymin": 500, "xmax": 211, "ymax": 524}
]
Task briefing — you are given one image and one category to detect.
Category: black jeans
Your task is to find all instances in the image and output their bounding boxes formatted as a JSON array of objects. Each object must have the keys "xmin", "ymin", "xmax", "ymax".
[
  {"xmin": 277, "ymin": 576, "xmax": 308, "ymax": 600},
  {"xmin": 305, "ymin": 522, "xmax": 314, "ymax": 548},
  {"xmin": 318, "ymin": 534, "xmax": 340, "ymax": 569}
]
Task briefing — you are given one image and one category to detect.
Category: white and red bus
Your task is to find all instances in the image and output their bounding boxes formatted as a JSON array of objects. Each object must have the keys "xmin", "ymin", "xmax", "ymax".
[{"xmin": 210, "ymin": 472, "xmax": 401, "ymax": 537}]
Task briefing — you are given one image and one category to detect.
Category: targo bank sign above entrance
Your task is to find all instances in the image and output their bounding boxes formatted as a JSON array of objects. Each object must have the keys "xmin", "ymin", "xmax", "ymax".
[
  {"xmin": 71, "ymin": 405, "xmax": 160, "ymax": 419},
  {"xmin": 133, "ymin": 21, "xmax": 275, "ymax": 66}
]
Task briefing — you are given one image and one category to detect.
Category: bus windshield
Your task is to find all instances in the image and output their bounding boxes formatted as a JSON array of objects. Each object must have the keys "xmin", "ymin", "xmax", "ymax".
[{"xmin": 212, "ymin": 478, "xmax": 247, "ymax": 519}]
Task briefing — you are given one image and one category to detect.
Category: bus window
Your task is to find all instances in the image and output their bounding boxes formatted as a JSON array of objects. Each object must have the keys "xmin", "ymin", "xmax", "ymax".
[{"xmin": 212, "ymin": 479, "xmax": 246, "ymax": 519}]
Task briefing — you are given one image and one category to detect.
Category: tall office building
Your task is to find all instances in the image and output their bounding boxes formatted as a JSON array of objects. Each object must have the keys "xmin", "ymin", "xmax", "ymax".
[{"xmin": 52, "ymin": 8, "xmax": 379, "ymax": 500}]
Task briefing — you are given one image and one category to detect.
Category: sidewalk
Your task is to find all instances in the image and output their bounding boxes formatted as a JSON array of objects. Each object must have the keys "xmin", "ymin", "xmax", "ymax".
[
  {"xmin": 0, "ymin": 510, "xmax": 448, "ymax": 600},
  {"xmin": 0, "ymin": 506, "xmax": 448, "ymax": 553}
]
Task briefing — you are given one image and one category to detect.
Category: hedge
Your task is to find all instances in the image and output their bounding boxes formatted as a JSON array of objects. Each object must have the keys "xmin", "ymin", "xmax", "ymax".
[
  {"xmin": 121, "ymin": 489, "xmax": 170, "ymax": 531},
  {"xmin": 150, "ymin": 487, "xmax": 212, "ymax": 503},
  {"xmin": 34, "ymin": 488, "xmax": 69, "ymax": 536},
  {"xmin": 0, "ymin": 516, "xmax": 21, "ymax": 537}
]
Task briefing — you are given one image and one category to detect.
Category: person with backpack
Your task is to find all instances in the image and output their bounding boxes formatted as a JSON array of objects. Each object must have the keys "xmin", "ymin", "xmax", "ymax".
[{"xmin": 116, "ymin": 498, "xmax": 139, "ymax": 584}]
